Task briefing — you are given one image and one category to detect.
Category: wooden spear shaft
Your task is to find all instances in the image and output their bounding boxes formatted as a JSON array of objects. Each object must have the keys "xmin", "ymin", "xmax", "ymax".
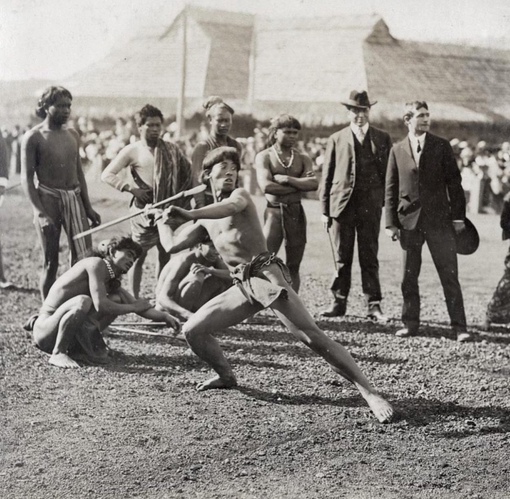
[{"xmin": 73, "ymin": 184, "xmax": 206, "ymax": 240}]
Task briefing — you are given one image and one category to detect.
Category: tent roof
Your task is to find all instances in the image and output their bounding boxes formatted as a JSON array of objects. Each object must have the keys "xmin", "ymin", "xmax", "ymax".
[{"xmin": 66, "ymin": 7, "xmax": 510, "ymax": 125}]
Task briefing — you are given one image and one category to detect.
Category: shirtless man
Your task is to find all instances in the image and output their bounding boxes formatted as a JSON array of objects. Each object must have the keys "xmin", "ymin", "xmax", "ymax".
[
  {"xmin": 21, "ymin": 86, "xmax": 101, "ymax": 298},
  {"xmin": 155, "ymin": 236, "xmax": 232, "ymax": 320},
  {"xmin": 101, "ymin": 104, "xmax": 193, "ymax": 297},
  {"xmin": 255, "ymin": 114, "xmax": 318, "ymax": 292},
  {"xmin": 163, "ymin": 146, "xmax": 394, "ymax": 423},
  {"xmin": 31, "ymin": 236, "xmax": 180, "ymax": 368}
]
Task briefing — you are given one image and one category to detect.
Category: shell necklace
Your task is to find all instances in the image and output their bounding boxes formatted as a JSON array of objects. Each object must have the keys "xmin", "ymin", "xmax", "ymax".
[
  {"xmin": 272, "ymin": 145, "xmax": 294, "ymax": 169},
  {"xmin": 103, "ymin": 258, "xmax": 117, "ymax": 280}
]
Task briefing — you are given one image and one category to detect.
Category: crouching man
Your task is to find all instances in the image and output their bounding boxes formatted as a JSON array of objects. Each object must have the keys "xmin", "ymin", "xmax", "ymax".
[
  {"xmin": 162, "ymin": 147, "xmax": 394, "ymax": 423},
  {"xmin": 28, "ymin": 236, "xmax": 180, "ymax": 368},
  {"xmin": 155, "ymin": 236, "xmax": 232, "ymax": 321}
]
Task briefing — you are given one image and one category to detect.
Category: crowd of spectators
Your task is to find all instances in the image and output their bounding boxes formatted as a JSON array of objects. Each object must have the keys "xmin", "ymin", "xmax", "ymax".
[{"xmin": 2, "ymin": 116, "xmax": 509, "ymax": 214}]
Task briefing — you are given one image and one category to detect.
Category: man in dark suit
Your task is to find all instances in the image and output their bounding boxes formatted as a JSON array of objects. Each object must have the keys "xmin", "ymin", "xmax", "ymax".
[
  {"xmin": 385, "ymin": 101, "xmax": 470, "ymax": 342},
  {"xmin": 320, "ymin": 91, "xmax": 392, "ymax": 321}
]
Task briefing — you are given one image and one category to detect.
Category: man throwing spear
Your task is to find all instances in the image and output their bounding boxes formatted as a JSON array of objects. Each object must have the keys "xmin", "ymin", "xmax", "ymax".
[{"xmin": 162, "ymin": 146, "xmax": 394, "ymax": 423}]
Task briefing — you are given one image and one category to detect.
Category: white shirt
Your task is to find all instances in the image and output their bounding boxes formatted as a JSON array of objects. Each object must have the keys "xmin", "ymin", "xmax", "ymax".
[
  {"xmin": 350, "ymin": 123, "xmax": 369, "ymax": 144},
  {"xmin": 408, "ymin": 133, "xmax": 426, "ymax": 165}
]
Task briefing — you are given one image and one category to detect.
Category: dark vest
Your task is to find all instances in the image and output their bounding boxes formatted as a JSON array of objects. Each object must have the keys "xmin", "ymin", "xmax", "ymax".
[{"xmin": 353, "ymin": 130, "xmax": 382, "ymax": 191}]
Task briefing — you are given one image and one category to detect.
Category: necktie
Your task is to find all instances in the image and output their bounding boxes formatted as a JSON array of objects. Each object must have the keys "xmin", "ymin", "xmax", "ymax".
[
  {"xmin": 356, "ymin": 129, "xmax": 365, "ymax": 144},
  {"xmin": 417, "ymin": 142, "xmax": 422, "ymax": 153}
]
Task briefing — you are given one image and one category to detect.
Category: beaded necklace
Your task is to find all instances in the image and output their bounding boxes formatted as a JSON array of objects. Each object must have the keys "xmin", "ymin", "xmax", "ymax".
[
  {"xmin": 103, "ymin": 258, "xmax": 117, "ymax": 280},
  {"xmin": 272, "ymin": 145, "xmax": 294, "ymax": 169}
]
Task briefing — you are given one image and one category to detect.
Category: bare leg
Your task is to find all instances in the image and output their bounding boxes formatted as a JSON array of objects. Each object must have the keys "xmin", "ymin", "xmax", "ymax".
[
  {"xmin": 34, "ymin": 295, "xmax": 94, "ymax": 369},
  {"xmin": 178, "ymin": 273, "xmax": 205, "ymax": 311},
  {"xmin": 156, "ymin": 242, "xmax": 170, "ymax": 278},
  {"xmin": 269, "ymin": 278, "xmax": 394, "ymax": 423},
  {"xmin": 128, "ymin": 248, "xmax": 147, "ymax": 298},
  {"xmin": 182, "ymin": 286, "xmax": 262, "ymax": 390}
]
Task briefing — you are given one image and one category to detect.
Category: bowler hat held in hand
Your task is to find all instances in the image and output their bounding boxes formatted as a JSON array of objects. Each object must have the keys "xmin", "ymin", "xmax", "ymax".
[{"xmin": 455, "ymin": 218, "xmax": 479, "ymax": 255}]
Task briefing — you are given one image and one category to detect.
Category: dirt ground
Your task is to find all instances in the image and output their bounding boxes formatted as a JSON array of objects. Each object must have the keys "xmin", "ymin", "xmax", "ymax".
[{"xmin": 1, "ymin": 178, "xmax": 509, "ymax": 499}]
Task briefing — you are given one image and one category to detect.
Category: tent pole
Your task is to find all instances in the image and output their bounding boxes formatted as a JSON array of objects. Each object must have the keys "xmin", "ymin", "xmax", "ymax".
[{"xmin": 176, "ymin": 3, "xmax": 188, "ymax": 139}]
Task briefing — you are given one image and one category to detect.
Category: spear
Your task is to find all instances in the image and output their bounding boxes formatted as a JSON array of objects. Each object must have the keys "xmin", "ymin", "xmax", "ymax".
[{"xmin": 73, "ymin": 184, "xmax": 206, "ymax": 240}]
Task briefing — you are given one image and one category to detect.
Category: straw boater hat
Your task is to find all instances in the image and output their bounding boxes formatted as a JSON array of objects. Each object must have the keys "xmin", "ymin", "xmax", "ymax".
[{"xmin": 340, "ymin": 90, "xmax": 377, "ymax": 109}]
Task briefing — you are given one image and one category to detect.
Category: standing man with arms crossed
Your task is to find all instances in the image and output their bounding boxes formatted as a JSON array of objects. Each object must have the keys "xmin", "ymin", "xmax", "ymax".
[
  {"xmin": 162, "ymin": 146, "xmax": 394, "ymax": 423},
  {"xmin": 255, "ymin": 114, "xmax": 318, "ymax": 292},
  {"xmin": 21, "ymin": 86, "xmax": 101, "ymax": 299},
  {"xmin": 385, "ymin": 101, "xmax": 470, "ymax": 342},
  {"xmin": 320, "ymin": 91, "xmax": 391, "ymax": 321},
  {"xmin": 101, "ymin": 104, "xmax": 193, "ymax": 298}
]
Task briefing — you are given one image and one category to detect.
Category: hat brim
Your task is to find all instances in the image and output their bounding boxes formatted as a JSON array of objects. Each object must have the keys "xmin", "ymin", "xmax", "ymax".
[
  {"xmin": 340, "ymin": 99, "xmax": 377, "ymax": 109},
  {"xmin": 455, "ymin": 218, "xmax": 479, "ymax": 255}
]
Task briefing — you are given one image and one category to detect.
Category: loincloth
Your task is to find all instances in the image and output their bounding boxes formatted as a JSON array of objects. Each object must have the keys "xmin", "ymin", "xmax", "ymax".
[
  {"xmin": 230, "ymin": 252, "xmax": 291, "ymax": 307},
  {"xmin": 129, "ymin": 204, "xmax": 160, "ymax": 250},
  {"xmin": 265, "ymin": 201, "xmax": 307, "ymax": 248},
  {"xmin": 37, "ymin": 183, "xmax": 91, "ymax": 261}
]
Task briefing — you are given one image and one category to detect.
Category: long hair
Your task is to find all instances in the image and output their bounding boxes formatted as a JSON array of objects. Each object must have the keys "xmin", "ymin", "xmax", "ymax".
[
  {"xmin": 267, "ymin": 114, "xmax": 301, "ymax": 147},
  {"xmin": 200, "ymin": 146, "xmax": 241, "ymax": 186},
  {"xmin": 35, "ymin": 86, "xmax": 73, "ymax": 119},
  {"xmin": 91, "ymin": 237, "xmax": 143, "ymax": 260}
]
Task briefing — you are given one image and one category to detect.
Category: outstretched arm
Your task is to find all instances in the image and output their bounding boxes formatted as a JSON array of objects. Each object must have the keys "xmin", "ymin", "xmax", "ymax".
[
  {"xmin": 116, "ymin": 287, "xmax": 182, "ymax": 331},
  {"xmin": 166, "ymin": 188, "xmax": 249, "ymax": 221},
  {"xmin": 161, "ymin": 222, "xmax": 209, "ymax": 254}
]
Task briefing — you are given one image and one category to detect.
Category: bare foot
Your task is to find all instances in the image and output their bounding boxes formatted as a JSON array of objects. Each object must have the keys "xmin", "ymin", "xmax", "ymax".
[
  {"xmin": 365, "ymin": 393, "xmax": 395, "ymax": 423},
  {"xmin": 196, "ymin": 375, "xmax": 237, "ymax": 392},
  {"xmin": 49, "ymin": 353, "xmax": 80, "ymax": 368}
]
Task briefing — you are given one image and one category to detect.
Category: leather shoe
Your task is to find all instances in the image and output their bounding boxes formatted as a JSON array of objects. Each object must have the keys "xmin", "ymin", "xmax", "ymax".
[
  {"xmin": 395, "ymin": 326, "xmax": 418, "ymax": 337},
  {"xmin": 367, "ymin": 303, "xmax": 388, "ymax": 323},
  {"xmin": 321, "ymin": 298, "xmax": 347, "ymax": 317},
  {"xmin": 454, "ymin": 328, "xmax": 472, "ymax": 342}
]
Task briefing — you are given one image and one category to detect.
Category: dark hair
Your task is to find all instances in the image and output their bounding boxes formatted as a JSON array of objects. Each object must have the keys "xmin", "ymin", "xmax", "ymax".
[
  {"xmin": 267, "ymin": 114, "xmax": 301, "ymax": 146},
  {"xmin": 136, "ymin": 104, "xmax": 164, "ymax": 127},
  {"xmin": 93, "ymin": 236, "xmax": 143, "ymax": 260},
  {"xmin": 203, "ymin": 96, "xmax": 235, "ymax": 118},
  {"xmin": 35, "ymin": 86, "xmax": 73, "ymax": 119},
  {"xmin": 403, "ymin": 101, "xmax": 428, "ymax": 121},
  {"xmin": 201, "ymin": 146, "xmax": 241, "ymax": 184}
]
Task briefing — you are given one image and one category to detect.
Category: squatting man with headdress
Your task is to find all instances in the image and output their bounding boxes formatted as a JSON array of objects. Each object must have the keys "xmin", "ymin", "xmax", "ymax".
[
  {"xmin": 159, "ymin": 146, "xmax": 394, "ymax": 423},
  {"xmin": 26, "ymin": 236, "xmax": 180, "ymax": 369}
]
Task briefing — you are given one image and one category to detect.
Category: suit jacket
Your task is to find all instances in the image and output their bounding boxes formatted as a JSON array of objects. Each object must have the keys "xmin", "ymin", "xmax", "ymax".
[
  {"xmin": 500, "ymin": 191, "xmax": 510, "ymax": 240},
  {"xmin": 320, "ymin": 126, "xmax": 392, "ymax": 218},
  {"xmin": 385, "ymin": 132, "xmax": 465, "ymax": 231}
]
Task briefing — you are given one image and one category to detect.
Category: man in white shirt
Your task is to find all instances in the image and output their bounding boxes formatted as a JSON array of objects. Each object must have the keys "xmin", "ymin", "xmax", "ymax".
[
  {"xmin": 385, "ymin": 101, "xmax": 470, "ymax": 342},
  {"xmin": 101, "ymin": 105, "xmax": 193, "ymax": 297},
  {"xmin": 320, "ymin": 91, "xmax": 392, "ymax": 321}
]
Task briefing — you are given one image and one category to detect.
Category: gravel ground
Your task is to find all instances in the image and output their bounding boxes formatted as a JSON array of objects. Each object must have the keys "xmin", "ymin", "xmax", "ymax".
[{"xmin": 1, "ymin": 178, "xmax": 509, "ymax": 499}]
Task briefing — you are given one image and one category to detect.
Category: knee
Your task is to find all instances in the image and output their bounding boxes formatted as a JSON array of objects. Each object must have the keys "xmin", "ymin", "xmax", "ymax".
[
  {"xmin": 182, "ymin": 321, "xmax": 204, "ymax": 344},
  {"xmin": 73, "ymin": 295, "xmax": 93, "ymax": 313}
]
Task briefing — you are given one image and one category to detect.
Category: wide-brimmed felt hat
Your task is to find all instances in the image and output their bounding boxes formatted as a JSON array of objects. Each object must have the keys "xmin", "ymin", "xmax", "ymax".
[
  {"xmin": 340, "ymin": 90, "xmax": 377, "ymax": 109},
  {"xmin": 455, "ymin": 218, "xmax": 479, "ymax": 255}
]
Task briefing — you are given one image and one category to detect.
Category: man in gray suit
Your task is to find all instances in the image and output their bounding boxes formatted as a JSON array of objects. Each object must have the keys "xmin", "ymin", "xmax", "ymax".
[{"xmin": 320, "ymin": 91, "xmax": 392, "ymax": 320}]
